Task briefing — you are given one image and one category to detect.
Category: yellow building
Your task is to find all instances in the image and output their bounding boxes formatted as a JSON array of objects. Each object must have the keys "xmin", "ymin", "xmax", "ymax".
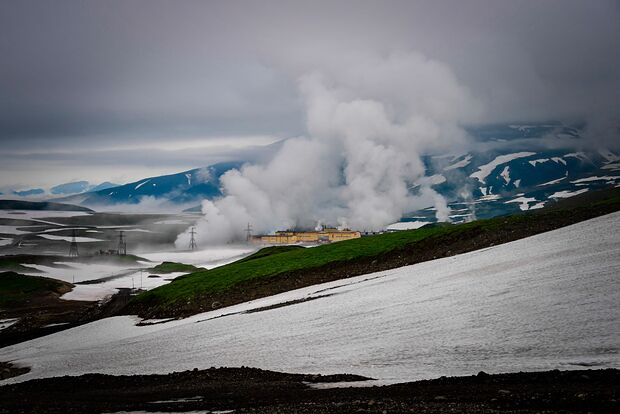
[{"xmin": 252, "ymin": 229, "xmax": 360, "ymax": 245}]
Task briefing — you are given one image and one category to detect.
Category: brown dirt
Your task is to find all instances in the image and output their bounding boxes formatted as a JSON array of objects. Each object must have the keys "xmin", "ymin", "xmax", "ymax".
[{"xmin": 1, "ymin": 367, "xmax": 617, "ymax": 413}]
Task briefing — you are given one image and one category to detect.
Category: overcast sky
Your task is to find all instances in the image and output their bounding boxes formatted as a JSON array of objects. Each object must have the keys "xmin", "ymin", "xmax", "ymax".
[{"xmin": 1, "ymin": 0, "xmax": 619, "ymax": 188}]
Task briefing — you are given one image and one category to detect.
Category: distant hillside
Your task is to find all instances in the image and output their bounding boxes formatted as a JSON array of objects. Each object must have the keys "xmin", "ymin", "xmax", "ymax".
[
  {"xmin": 50, "ymin": 181, "xmax": 120, "ymax": 195},
  {"xmin": 56, "ymin": 161, "xmax": 243, "ymax": 206},
  {"xmin": 49, "ymin": 123, "xmax": 620, "ymax": 224},
  {"xmin": 0, "ymin": 200, "xmax": 93, "ymax": 212},
  {"xmin": 12, "ymin": 189, "xmax": 44, "ymax": 197}
]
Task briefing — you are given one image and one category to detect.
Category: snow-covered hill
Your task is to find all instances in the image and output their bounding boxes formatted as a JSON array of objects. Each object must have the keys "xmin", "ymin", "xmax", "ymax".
[
  {"xmin": 2, "ymin": 211, "xmax": 618, "ymax": 384},
  {"xmin": 56, "ymin": 161, "xmax": 243, "ymax": 206}
]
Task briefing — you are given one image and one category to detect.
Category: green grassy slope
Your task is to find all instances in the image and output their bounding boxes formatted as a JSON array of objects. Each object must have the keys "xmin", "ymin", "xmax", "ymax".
[
  {"xmin": 0, "ymin": 271, "xmax": 70, "ymax": 307},
  {"xmin": 148, "ymin": 262, "xmax": 205, "ymax": 274},
  {"xmin": 130, "ymin": 187, "xmax": 620, "ymax": 316}
]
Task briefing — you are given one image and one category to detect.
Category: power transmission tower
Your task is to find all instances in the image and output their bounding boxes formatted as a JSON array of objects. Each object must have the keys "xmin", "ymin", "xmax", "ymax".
[
  {"xmin": 189, "ymin": 227, "xmax": 197, "ymax": 250},
  {"xmin": 68, "ymin": 229, "xmax": 79, "ymax": 257},
  {"xmin": 245, "ymin": 222, "xmax": 253, "ymax": 242},
  {"xmin": 117, "ymin": 230, "xmax": 127, "ymax": 256}
]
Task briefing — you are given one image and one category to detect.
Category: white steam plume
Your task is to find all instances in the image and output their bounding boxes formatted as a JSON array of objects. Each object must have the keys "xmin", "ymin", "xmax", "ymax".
[{"xmin": 177, "ymin": 52, "xmax": 481, "ymax": 247}]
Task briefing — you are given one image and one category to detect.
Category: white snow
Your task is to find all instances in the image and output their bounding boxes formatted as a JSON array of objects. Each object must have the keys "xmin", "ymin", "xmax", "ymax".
[
  {"xmin": 599, "ymin": 149, "xmax": 620, "ymax": 162},
  {"xmin": 500, "ymin": 166, "xmax": 511, "ymax": 184},
  {"xmin": 135, "ymin": 180, "xmax": 150, "ymax": 190},
  {"xmin": 427, "ymin": 174, "xmax": 447, "ymax": 185},
  {"xmin": 530, "ymin": 202, "xmax": 546, "ymax": 210},
  {"xmin": 571, "ymin": 175, "xmax": 619, "ymax": 184},
  {"xmin": 0, "ymin": 318, "xmax": 19, "ymax": 331},
  {"xmin": 470, "ymin": 152, "xmax": 535, "ymax": 184},
  {"xmin": 61, "ymin": 285, "xmax": 119, "ymax": 302},
  {"xmin": 385, "ymin": 221, "xmax": 431, "ymax": 231},
  {"xmin": 540, "ymin": 176, "xmax": 566, "ymax": 186},
  {"xmin": 602, "ymin": 163, "xmax": 620, "ymax": 171},
  {"xmin": 0, "ymin": 225, "xmax": 32, "ymax": 235},
  {"xmin": 477, "ymin": 194, "xmax": 500, "ymax": 201},
  {"xmin": 514, "ymin": 179, "xmax": 521, "ymax": 188},
  {"xmin": 564, "ymin": 152, "xmax": 588, "ymax": 161},
  {"xmin": 505, "ymin": 197, "xmax": 537, "ymax": 211},
  {"xmin": 529, "ymin": 158, "xmax": 549, "ymax": 167},
  {"xmin": 0, "ymin": 210, "xmax": 92, "ymax": 220},
  {"xmin": 3, "ymin": 213, "xmax": 619, "ymax": 385},
  {"xmin": 529, "ymin": 158, "xmax": 566, "ymax": 167},
  {"xmin": 185, "ymin": 173, "xmax": 192, "ymax": 186},
  {"xmin": 140, "ymin": 246, "xmax": 255, "ymax": 269},
  {"xmin": 154, "ymin": 220, "xmax": 192, "ymax": 225},
  {"xmin": 0, "ymin": 238, "xmax": 13, "ymax": 246},
  {"xmin": 444, "ymin": 155, "xmax": 472, "ymax": 171},
  {"xmin": 38, "ymin": 234, "xmax": 104, "ymax": 243},
  {"xmin": 549, "ymin": 189, "xmax": 589, "ymax": 199}
]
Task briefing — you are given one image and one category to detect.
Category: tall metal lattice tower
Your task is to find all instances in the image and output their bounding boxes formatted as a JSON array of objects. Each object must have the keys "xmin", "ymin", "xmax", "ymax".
[
  {"xmin": 245, "ymin": 222, "xmax": 253, "ymax": 242},
  {"xmin": 68, "ymin": 229, "xmax": 79, "ymax": 257},
  {"xmin": 189, "ymin": 227, "xmax": 197, "ymax": 250},
  {"xmin": 117, "ymin": 230, "xmax": 127, "ymax": 256}
]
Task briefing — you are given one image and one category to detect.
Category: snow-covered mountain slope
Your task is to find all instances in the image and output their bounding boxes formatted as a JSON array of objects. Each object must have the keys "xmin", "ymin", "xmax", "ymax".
[
  {"xmin": 3, "ymin": 211, "xmax": 618, "ymax": 384},
  {"xmin": 56, "ymin": 161, "xmax": 243, "ymax": 206}
]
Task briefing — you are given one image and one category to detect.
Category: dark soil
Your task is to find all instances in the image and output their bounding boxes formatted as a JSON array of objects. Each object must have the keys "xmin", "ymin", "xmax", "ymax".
[
  {"xmin": 1, "ymin": 367, "xmax": 618, "ymax": 413},
  {"xmin": 0, "ymin": 286, "xmax": 135, "ymax": 348},
  {"xmin": 128, "ymin": 188, "xmax": 620, "ymax": 319},
  {"xmin": 0, "ymin": 361, "xmax": 29, "ymax": 380}
]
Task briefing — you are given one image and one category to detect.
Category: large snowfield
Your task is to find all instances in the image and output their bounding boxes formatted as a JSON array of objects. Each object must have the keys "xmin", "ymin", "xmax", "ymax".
[{"xmin": 1, "ymin": 212, "xmax": 619, "ymax": 385}]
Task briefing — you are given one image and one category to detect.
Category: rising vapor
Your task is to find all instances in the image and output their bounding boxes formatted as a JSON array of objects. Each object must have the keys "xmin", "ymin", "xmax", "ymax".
[{"xmin": 177, "ymin": 52, "xmax": 481, "ymax": 246}]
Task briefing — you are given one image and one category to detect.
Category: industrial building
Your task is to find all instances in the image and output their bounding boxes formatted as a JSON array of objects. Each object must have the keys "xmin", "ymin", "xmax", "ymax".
[{"xmin": 252, "ymin": 228, "xmax": 361, "ymax": 245}]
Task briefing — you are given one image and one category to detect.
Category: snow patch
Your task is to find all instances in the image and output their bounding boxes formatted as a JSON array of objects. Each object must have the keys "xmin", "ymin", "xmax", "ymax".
[
  {"xmin": 444, "ymin": 155, "xmax": 472, "ymax": 171},
  {"xmin": 549, "ymin": 189, "xmax": 589, "ymax": 199},
  {"xmin": 135, "ymin": 180, "xmax": 150, "ymax": 190},
  {"xmin": 500, "ymin": 166, "xmax": 511, "ymax": 184},
  {"xmin": 470, "ymin": 152, "xmax": 535, "ymax": 184},
  {"xmin": 506, "ymin": 197, "xmax": 537, "ymax": 211},
  {"xmin": 385, "ymin": 221, "xmax": 431, "ymax": 231}
]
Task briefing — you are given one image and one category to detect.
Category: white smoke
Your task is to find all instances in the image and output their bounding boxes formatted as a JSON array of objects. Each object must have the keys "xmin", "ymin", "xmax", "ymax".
[{"xmin": 177, "ymin": 52, "xmax": 481, "ymax": 246}]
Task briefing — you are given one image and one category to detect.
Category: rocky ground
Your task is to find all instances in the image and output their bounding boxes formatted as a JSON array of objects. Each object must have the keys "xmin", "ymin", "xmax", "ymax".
[
  {"xmin": 0, "ymin": 367, "xmax": 618, "ymax": 413},
  {"xmin": 0, "ymin": 286, "xmax": 134, "ymax": 348}
]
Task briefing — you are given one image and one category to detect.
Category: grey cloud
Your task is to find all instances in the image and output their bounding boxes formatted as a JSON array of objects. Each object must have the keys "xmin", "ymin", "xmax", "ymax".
[{"xmin": 1, "ymin": 0, "xmax": 619, "ymax": 186}]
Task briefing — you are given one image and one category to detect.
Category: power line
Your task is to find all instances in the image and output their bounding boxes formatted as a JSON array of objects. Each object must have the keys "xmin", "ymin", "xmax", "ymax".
[
  {"xmin": 68, "ymin": 229, "xmax": 79, "ymax": 257},
  {"xmin": 245, "ymin": 222, "xmax": 253, "ymax": 242},
  {"xmin": 189, "ymin": 227, "xmax": 197, "ymax": 250},
  {"xmin": 118, "ymin": 230, "xmax": 127, "ymax": 256}
]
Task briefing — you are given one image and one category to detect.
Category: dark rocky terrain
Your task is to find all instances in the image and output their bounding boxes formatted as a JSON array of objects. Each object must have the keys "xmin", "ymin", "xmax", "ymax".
[{"xmin": 0, "ymin": 367, "xmax": 617, "ymax": 413}]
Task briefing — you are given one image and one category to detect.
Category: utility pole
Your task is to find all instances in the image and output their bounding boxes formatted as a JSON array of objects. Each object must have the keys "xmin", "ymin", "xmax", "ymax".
[
  {"xmin": 117, "ymin": 231, "xmax": 127, "ymax": 256},
  {"xmin": 68, "ymin": 229, "xmax": 79, "ymax": 257},
  {"xmin": 189, "ymin": 227, "xmax": 197, "ymax": 250},
  {"xmin": 245, "ymin": 222, "xmax": 253, "ymax": 242}
]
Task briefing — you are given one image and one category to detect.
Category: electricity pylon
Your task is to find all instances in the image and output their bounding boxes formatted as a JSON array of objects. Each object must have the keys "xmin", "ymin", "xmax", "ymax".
[{"xmin": 189, "ymin": 227, "xmax": 197, "ymax": 250}]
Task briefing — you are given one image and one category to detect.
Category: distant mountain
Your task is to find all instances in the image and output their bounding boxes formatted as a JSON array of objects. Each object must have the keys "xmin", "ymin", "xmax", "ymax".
[
  {"xmin": 0, "ymin": 199, "xmax": 93, "ymax": 212},
  {"xmin": 51, "ymin": 181, "xmax": 91, "ymax": 195},
  {"xmin": 12, "ymin": 188, "xmax": 45, "ymax": 197},
  {"xmin": 405, "ymin": 122, "xmax": 620, "ymax": 225},
  {"xmin": 56, "ymin": 161, "xmax": 243, "ymax": 206},
  {"xmin": 51, "ymin": 123, "xmax": 620, "ymax": 225},
  {"xmin": 50, "ymin": 181, "xmax": 120, "ymax": 195},
  {"xmin": 89, "ymin": 181, "xmax": 119, "ymax": 192}
]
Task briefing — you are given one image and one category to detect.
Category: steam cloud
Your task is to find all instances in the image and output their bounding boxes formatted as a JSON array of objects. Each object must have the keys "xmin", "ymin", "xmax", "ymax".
[{"xmin": 177, "ymin": 52, "xmax": 481, "ymax": 246}]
